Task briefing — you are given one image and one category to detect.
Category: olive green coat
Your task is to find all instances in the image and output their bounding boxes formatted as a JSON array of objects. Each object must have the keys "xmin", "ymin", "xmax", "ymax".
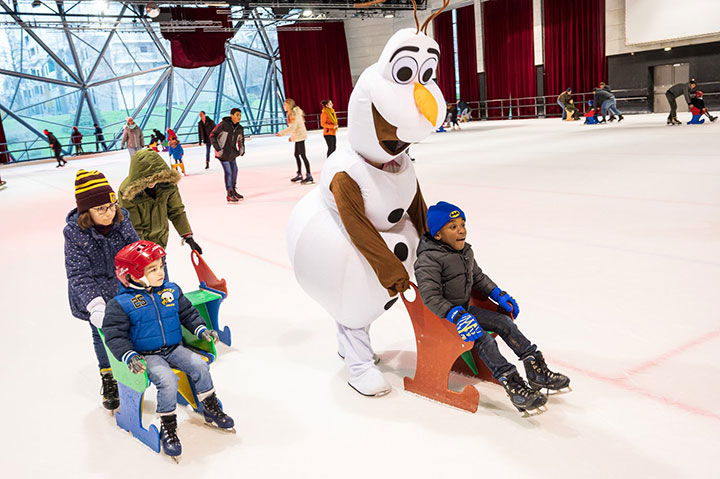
[{"xmin": 118, "ymin": 148, "xmax": 191, "ymax": 248}]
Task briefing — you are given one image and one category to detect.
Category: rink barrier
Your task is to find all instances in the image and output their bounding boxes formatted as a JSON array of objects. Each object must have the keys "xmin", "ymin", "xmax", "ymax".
[{"xmin": 401, "ymin": 283, "xmax": 513, "ymax": 413}]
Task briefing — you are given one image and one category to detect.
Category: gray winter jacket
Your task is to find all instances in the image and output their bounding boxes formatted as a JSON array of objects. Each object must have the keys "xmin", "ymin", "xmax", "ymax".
[
  {"xmin": 413, "ymin": 234, "xmax": 497, "ymax": 319},
  {"xmin": 209, "ymin": 117, "xmax": 245, "ymax": 162},
  {"xmin": 667, "ymin": 82, "xmax": 692, "ymax": 103},
  {"xmin": 121, "ymin": 125, "xmax": 145, "ymax": 149},
  {"xmin": 594, "ymin": 88, "xmax": 614, "ymax": 104}
]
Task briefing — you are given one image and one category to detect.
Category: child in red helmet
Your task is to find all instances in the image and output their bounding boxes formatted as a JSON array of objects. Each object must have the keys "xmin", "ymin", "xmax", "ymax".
[
  {"xmin": 689, "ymin": 91, "xmax": 717, "ymax": 124},
  {"xmin": 102, "ymin": 240, "xmax": 235, "ymax": 460}
]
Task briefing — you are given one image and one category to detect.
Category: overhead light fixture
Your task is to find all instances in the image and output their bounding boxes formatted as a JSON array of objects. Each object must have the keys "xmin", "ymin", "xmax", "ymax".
[
  {"xmin": 302, "ymin": 9, "xmax": 313, "ymax": 17},
  {"xmin": 146, "ymin": 2, "xmax": 161, "ymax": 18},
  {"xmin": 664, "ymin": 47, "xmax": 672, "ymax": 51}
]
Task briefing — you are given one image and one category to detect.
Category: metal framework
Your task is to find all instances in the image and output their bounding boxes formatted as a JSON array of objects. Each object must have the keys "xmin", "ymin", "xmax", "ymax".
[{"xmin": 0, "ymin": 0, "xmax": 289, "ymax": 161}]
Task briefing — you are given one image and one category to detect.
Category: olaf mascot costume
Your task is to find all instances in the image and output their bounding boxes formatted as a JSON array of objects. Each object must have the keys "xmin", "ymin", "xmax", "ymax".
[{"xmin": 286, "ymin": 26, "xmax": 447, "ymax": 397}]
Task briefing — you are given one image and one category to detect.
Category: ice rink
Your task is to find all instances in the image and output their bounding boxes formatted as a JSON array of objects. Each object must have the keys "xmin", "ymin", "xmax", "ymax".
[{"xmin": 1, "ymin": 113, "xmax": 718, "ymax": 478}]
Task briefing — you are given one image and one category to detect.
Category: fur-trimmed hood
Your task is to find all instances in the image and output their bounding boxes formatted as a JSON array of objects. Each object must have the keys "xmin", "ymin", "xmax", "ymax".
[{"xmin": 119, "ymin": 148, "xmax": 181, "ymax": 202}]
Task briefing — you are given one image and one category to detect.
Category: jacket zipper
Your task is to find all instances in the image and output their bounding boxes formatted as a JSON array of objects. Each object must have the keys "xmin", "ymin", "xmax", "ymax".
[{"xmin": 149, "ymin": 292, "xmax": 167, "ymax": 346}]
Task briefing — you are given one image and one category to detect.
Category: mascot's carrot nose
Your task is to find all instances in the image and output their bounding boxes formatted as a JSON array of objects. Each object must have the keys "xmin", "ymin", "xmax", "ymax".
[{"xmin": 414, "ymin": 82, "xmax": 438, "ymax": 126}]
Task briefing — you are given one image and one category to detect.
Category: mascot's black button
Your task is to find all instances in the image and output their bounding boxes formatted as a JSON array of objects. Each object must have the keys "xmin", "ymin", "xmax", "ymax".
[
  {"xmin": 388, "ymin": 208, "xmax": 404, "ymax": 223},
  {"xmin": 384, "ymin": 297, "xmax": 399, "ymax": 310},
  {"xmin": 394, "ymin": 242, "xmax": 408, "ymax": 262}
]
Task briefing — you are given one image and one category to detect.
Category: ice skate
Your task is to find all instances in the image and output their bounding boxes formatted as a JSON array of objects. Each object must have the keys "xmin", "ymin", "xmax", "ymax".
[
  {"xmin": 301, "ymin": 175, "xmax": 314, "ymax": 185},
  {"xmin": 523, "ymin": 351, "xmax": 571, "ymax": 393},
  {"xmin": 498, "ymin": 371, "xmax": 547, "ymax": 416},
  {"xmin": 618, "ymin": 114, "xmax": 624, "ymax": 122},
  {"xmin": 0, "ymin": 180, "xmax": 6, "ymax": 188},
  {"xmin": 348, "ymin": 366, "xmax": 391, "ymax": 397},
  {"xmin": 707, "ymin": 114, "xmax": 717, "ymax": 122},
  {"xmin": 671, "ymin": 117, "xmax": 682, "ymax": 125},
  {"xmin": 231, "ymin": 187, "xmax": 244, "ymax": 200},
  {"xmin": 201, "ymin": 393, "xmax": 236, "ymax": 433},
  {"xmin": 159, "ymin": 414, "xmax": 182, "ymax": 461},
  {"xmin": 290, "ymin": 173, "xmax": 303, "ymax": 183},
  {"xmin": 100, "ymin": 369, "xmax": 119, "ymax": 411},
  {"xmin": 205, "ymin": 161, "xmax": 210, "ymax": 170},
  {"xmin": 226, "ymin": 190, "xmax": 239, "ymax": 203}
]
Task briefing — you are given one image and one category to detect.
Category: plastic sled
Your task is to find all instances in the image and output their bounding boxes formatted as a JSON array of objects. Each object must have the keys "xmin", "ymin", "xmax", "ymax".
[
  {"xmin": 186, "ymin": 284, "xmax": 231, "ymax": 346},
  {"xmin": 191, "ymin": 250, "xmax": 228, "ymax": 298},
  {"xmin": 401, "ymin": 283, "xmax": 514, "ymax": 413}
]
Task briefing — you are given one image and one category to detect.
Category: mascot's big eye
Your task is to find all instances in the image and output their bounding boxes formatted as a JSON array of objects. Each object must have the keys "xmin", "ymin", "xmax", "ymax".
[
  {"xmin": 419, "ymin": 58, "xmax": 437, "ymax": 85},
  {"xmin": 391, "ymin": 56, "xmax": 418, "ymax": 84}
]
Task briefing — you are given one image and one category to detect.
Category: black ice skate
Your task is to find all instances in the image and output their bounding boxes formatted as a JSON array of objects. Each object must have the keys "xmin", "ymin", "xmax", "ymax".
[
  {"xmin": 618, "ymin": 114, "xmax": 624, "ymax": 122},
  {"xmin": 160, "ymin": 414, "xmax": 182, "ymax": 462},
  {"xmin": 205, "ymin": 161, "xmax": 210, "ymax": 170},
  {"xmin": 226, "ymin": 190, "xmax": 239, "ymax": 203},
  {"xmin": 523, "ymin": 351, "xmax": 571, "ymax": 393},
  {"xmin": 201, "ymin": 393, "xmax": 236, "ymax": 433},
  {"xmin": 291, "ymin": 173, "xmax": 303, "ymax": 182},
  {"xmin": 231, "ymin": 187, "xmax": 244, "ymax": 200},
  {"xmin": 100, "ymin": 369, "xmax": 119, "ymax": 411},
  {"xmin": 498, "ymin": 371, "xmax": 547, "ymax": 415},
  {"xmin": 301, "ymin": 175, "xmax": 314, "ymax": 185}
]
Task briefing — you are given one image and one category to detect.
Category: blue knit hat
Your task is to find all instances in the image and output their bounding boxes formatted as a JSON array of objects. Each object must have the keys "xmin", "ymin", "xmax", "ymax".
[{"xmin": 427, "ymin": 201, "xmax": 465, "ymax": 237}]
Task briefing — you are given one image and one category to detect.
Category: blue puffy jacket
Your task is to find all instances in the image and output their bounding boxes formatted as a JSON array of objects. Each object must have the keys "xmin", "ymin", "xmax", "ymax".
[
  {"xmin": 103, "ymin": 281, "xmax": 207, "ymax": 362},
  {"xmin": 64, "ymin": 208, "xmax": 140, "ymax": 321}
]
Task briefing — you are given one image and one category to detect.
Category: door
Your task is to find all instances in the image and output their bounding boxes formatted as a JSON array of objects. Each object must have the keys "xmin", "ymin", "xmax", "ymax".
[{"xmin": 653, "ymin": 63, "xmax": 690, "ymax": 112}]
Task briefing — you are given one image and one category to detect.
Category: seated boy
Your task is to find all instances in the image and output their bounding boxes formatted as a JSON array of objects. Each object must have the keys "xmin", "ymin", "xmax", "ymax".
[
  {"xmin": 414, "ymin": 202, "xmax": 570, "ymax": 414},
  {"xmin": 584, "ymin": 100, "xmax": 599, "ymax": 124},
  {"xmin": 103, "ymin": 240, "xmax": 234, "ymax": 458},
  {"xmin": 689, "ymin": 91, "xmax": 717, "ymax": 124}
]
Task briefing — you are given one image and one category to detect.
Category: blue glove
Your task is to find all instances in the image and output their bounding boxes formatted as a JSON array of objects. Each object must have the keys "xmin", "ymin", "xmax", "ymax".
[
  {"xmin": 489, "ymin": 287, "xmax": 519, "ymax": 318},
  {"xmin": 447, "ymin": 306, "xmax": 483, "ymax": 342}
]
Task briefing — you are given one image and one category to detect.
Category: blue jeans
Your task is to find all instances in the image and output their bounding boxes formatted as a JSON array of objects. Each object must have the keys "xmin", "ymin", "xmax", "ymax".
[
  {"xmin": 90, "ymin": 323, "xmax": 111, "ymax": 370},
  {"xmin": 205, "ymin": 143, "xmax": 212, "ymax": 164},
  {"xmin": 144, "ymin": 345, "xmax": 214, "ymax": 414},
  {"xmin": 557, "ymin": 100, "xmax": 567, "ymax": 120},
  {"xmin": 220, "ymin": 159, "xmax": 238, "ymax": 190},
  {"xmin": 469, "ymin": 306, "xmax": 536, "ymax": 380},
  {"xmin": 601, "ymin": 98, "xmax": 621, "ymax": 119}
]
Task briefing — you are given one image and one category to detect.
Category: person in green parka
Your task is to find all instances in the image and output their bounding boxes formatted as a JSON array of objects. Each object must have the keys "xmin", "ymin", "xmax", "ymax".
[{"xmin": 119, "ymin": 148, "xmax": 202, "ymax": 254}]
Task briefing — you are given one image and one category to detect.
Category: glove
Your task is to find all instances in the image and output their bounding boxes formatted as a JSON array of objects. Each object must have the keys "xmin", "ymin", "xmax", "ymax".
[
  {"xmin": 201, "ymin": 329, "xmax": 219, "ymax": 344},
  {"xmin": 127, "ymin": 353, "xmax": 146, "ymax": 374},
  {"xmin": 489, "ymin": 287, "xmax": 519, "ymax": 318},
  {"xmin": 447, "ymin": 306, "xmax": 483, "ymax": 342},
  {"xmin": 87, "ymin": 297, "xmax": 106, "ymax": 329},
  {"xmin": 183, "ymin": 235, "xmax": 203, "ymax": 255}
]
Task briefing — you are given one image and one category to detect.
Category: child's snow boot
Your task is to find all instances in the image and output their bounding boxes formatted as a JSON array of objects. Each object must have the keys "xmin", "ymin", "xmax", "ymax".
[
  {"xmin": 201, "ymin": 393, "xmax": 235, "ymax": 431},
  {"xmin": 100, "ymin": 369, "xmax": 119, "ymax": 410},
  {"xmin": 498, "ymin": 370, "xmax": 547, "ymax": 414},
  {"xmin": 523, "ymin": 351, "xmax": 571, "ymax": 391},
  {"xmin": 159, "ymin": 414, "xmax": 182, "ymax": 460}
]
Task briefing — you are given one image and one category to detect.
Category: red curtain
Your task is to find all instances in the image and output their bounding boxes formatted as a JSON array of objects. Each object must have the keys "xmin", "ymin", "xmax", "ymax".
[
  {"xmin": 433, "ymin": 11, "xmax": 456, "ymax": 102},
  {"xmin": 277, "ymin": 22, "xmax": 353, "ymax": 128},
  {"xmin": 544, "ymin": 0, "xmax": 607, "ymax": 114},
  {"xmin": 161, "ymin": 8, "xmax": 234, "ymax": 68},
  {"xmin": 0, "ymin": 116, "xmax": 10, "ymax": 163},
  {"xmin": 456, "ymin": 5, "xmax": 480, "ymax": 103},
  {"xmin": 483, "ymin": 0, "xmax": 536, "ymax": 118}
]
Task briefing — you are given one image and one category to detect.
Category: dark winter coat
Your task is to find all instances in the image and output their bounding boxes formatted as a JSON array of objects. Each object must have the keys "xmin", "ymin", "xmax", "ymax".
[
  {"xmin": 594, "ymin": 88, "xmax": 614, "ymax": 105},
  {"xmin": 558, "ymin": 91, "xmax": 573, "ymax": 106},
  {"xmin": 47, "ymin": 132, "xmax": 61, "ymax": 151},
  {"xmin": 64, "ymin": 208, "xmax": 140, "ymax": 321},
  {"xmin": 103, "ymin": 281, "xmax": 207, "ymax": 360},
  {"xmin": 690, "ymin": 97, "xmax": 706, "ymax": 110},
  {"xmin": 209, "ymin": 117, "xmax": 245, "ymax": 162},
  {"xmin": 198, "ymin": 117, "xmax": 217, "ymax": 145},
  {"xmin": 118, "ymin": 148, "xmax": 191, "ymax": 248},
  {"xmin": 94, "ymin": 127, "xmax": 105, "ymax": 140},
  {"xmin": 667, "ymin": 82, "xmax": 693, "ymax": 103},
  {"xmin": 414, "ymin": 234, "xmax": 497, "ymax": 319},
  {"xmin": 71, "ymin": 130, "xmax": 83, "ymax": 145}
]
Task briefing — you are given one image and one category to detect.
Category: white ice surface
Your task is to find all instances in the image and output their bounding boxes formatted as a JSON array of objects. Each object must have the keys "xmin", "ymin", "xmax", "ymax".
[{"xmin": 0, "ymin": 113, "xmax": 719, "ymax": 478}]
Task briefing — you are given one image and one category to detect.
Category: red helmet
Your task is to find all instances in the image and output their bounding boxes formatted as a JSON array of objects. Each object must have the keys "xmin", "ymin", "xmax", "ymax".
[
  {"xmin": 115, "ymin": 240, "xmax": 166, "ymax": 286},
  {"xmin": 695, "ymin": 91, "xmax": 704, "ymax": 98}
]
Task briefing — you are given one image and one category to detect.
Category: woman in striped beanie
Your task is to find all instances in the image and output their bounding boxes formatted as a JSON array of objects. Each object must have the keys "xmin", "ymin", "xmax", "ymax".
[{"xmin": 63, "ymin": 169, "xmax": 140, "ymax": 411}]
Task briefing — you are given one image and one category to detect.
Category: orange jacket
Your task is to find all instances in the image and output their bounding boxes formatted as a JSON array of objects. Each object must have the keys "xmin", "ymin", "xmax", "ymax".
[{"xmin": 320, "ymin": 110, "xmax": 337, "ymax": 136}]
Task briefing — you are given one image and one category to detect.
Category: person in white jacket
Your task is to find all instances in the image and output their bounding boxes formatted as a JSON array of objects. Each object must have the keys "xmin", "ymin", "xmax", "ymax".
[{"xmin": 276, "ymin": 99, "xmax": 313, "ymax": 184}]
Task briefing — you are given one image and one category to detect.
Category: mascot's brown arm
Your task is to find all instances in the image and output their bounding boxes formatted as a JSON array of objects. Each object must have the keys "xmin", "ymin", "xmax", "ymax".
[
  {"xmin": 330, "ymin": 172, "xmax": 409, "ymax": 296},
  {"xmin": 406, "ymin": 180, "xmax": 428, "ymax": 235}
]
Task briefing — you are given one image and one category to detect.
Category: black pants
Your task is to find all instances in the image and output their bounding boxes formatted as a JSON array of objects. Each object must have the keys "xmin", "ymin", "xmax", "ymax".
[
  {"xmin": 294, "ymin": 141, "xmax": 311, "ymax": 175},
  {"xmin": 95, "ymin": 136, "xmax": 107, "ymax": 151},
  {"xmin": 666, "ymin": 92, "xmax": 677, "ymax": 120},
  {"xmin": 52, "ymin": 146, "xmax": 63, "ymax": 165},
  {"xmin": 323, "ymin": 135, "xmax": 336, "ymax": 157}
]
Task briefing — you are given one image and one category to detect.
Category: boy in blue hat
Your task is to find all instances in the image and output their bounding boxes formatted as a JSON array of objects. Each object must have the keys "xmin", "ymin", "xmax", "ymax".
[{"xmin": 414, "ymin": 201, "xmax": 570, "ymax": 414}]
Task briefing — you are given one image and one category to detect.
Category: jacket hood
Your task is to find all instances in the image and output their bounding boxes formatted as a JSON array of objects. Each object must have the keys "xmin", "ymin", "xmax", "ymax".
[
  {"xmin": 119, "ymin": 148, "xmax": 181, "ymax": 202},
  {"xmin": 125, "ymin": 123, "xmax": 139, "ymax": 130},
  {"xmin": 417, "ymin": 233, "xmax": 470, "ymax": 256}
]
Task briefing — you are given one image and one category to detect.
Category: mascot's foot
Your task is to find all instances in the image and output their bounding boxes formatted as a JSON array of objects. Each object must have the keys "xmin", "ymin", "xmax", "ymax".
[{"xmin": 348, "ymin": 367, "xmax": 391, "ymax": 397}]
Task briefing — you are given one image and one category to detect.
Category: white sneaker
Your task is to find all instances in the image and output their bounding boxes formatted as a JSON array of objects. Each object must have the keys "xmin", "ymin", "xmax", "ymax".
[{"xmin": 348, "ymin": 367, "xmax": 391, "ymax": 397}]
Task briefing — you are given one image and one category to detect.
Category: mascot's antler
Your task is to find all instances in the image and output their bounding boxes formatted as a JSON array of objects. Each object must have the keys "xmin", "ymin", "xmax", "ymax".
[{"xmin": 421, "ymin": 0, "xmax": 450, "ymax": 34}]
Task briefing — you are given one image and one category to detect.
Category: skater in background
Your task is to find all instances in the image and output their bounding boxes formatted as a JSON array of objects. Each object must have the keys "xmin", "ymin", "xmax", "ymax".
[
  {"xmin": 147, "ymin": 136, "xmax": 160, "ymax": 152},
  {"xmin": 104, "ymin": 240, "xmax": 234, "ymax": 459},
  {"xmin": 447, "ymin": 102, "xmax": 460, "ymax": 130},
  {"xmin": 94, "ymin": 124, "xmax": 107, "ymax": 152},
  {"xmin": 457, "ymin": 99, "xmax": 470, "ymax": 122},
  {"xmin": 118, "ymin": 148, "xmax": 202, "ymax": 254},
  {"xmin": 584, "ymin": 100, "xmax": 599, "ymax": 124},
  {"xmin": 414, "ymin": 201, "xmax": 570, "ymax": 414},
  {"xmin": 593, "ymin": 86, "xmax": 623, "ymax": 123},
  {"xmin": 198, "ymin": 111, "xmax": 217, "ymax": 170},
  {"xmin": 320, "ymin": 99, "xmax": 338, "ymax": 157},
  {"xmin": 63, "ymin": 169, "xmax": 140, "ymax": 412},
  {"xmin": 689, "ymin": 90, "xmax": 717, "ymax": 123},
  {"xmin": 70, "ymin": 127, "xmax": 83, "ymax": 154},
  {"xmin": 666, "ymin": 78, "xmax": 696, "ymax": 125},
  {"xmin": 166, "ymin": 127, "xmax": 177, "ymax": 143},
  {"xmin": 277, "ymin": 98, "xmax": 312, "ymax": 184},
  {"xmin": 44, "ymin": 129, "xmax": 66, "ymax": 167},
  {"xmin": 152, "ymin": 128, "xmax": 166, "ymax": 146},
  {"xmin": 120, "ymin": 117, "xmax": 144, "ymax": 159},
  {"xmin": 167, "ymin": 138, "xmax": 186, "ymax": 176},
  {"xmin": 209, "ymin": 107, "xmax": 245, "ymax": 203},
  {"xmin": 557, "ymin": 88, "xmax": 579, "ymax": 120}
]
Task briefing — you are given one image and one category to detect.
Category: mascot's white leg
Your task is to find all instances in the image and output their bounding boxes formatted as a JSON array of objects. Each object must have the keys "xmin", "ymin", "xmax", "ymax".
[{"xmin": 336, "ymin": 323, "xmax": 391, "ymax": 397}]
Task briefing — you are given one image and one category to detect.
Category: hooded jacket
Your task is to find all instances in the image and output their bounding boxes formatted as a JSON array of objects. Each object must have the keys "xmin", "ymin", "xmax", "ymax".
[
  {"xmin": 413, "ymin": 234, "xmax": 497, "ymax": 318},
  {"xmin": 278, "ymin": 106, "xmax": 308, "ymax": 142},
  {"xmin": 118, "ymin": 148, "xmax": 191, "ymax": 248},
  {"xmin": 121, "ymin": 124, "xmax": 145, "ymax": 149},
  {"xmin": 64, "ymin": 207, "xmax": 140, "ymax": 321},
  {"xmin": 209, "ymin": 116, "xmax": 245, "ymax": 162},
  {"xmin": 198, "ymin": 116, "xmax": 217, "ymax": 145}
]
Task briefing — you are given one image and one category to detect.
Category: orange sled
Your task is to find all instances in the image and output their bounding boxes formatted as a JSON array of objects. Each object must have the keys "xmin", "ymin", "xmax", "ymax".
[{"xmin": 191, "ymin": 250, "xmax": 228, "ymax": 297}]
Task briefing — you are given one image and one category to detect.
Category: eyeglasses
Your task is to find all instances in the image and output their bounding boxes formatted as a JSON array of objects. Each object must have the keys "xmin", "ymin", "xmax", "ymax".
[{"xmin": 91, "ymin": 203, "xmax": 117, "ymax": 215}]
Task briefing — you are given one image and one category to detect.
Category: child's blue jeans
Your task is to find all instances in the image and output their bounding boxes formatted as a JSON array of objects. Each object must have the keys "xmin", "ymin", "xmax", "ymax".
[
  {"xmin": 220, "ymin": 159, "xmax": 238, "ymax": 190},
  {"xmin": 468, "ymin": 306, "xmax": 537, "ymax": 380},
  {"xmin": 144, "ymin": 345, "xmax": 214, "ymax": 414}
]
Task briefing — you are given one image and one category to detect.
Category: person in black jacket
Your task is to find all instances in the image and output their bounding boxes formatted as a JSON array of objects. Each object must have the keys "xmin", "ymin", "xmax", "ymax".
[
  {"xmin": 44, "ymin": 129, "xmax": 66, "ymax": 167},
  {"xmin": 209, "ymin": 108, "xmax": 245, "ymax": 203},
  {"xmin": 94, "ymin": 124, "xmax": 107, "ymax": 151},
  {"xmin": 198, "ymin": 111, "xmax": 217, "ymax": 170},
  {"xmin": 666, "ymin": 79, "xmax": 696, "ymax": 125}
]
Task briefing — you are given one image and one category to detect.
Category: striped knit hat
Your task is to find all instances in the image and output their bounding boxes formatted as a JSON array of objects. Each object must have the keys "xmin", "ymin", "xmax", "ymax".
[{"xmin": 75, "ymin": 170, "xmax": 116, "ymax": 212}]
